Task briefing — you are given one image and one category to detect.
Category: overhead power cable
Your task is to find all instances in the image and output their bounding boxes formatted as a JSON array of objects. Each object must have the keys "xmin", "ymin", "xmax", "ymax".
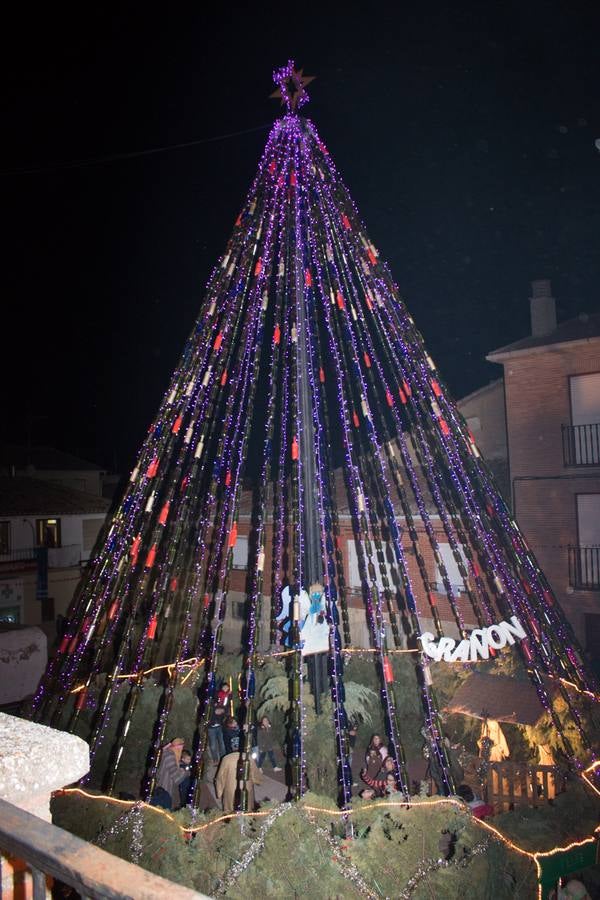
[{"xmin": 2, "ymin": 122, "xmax": 272, "ymax": 176}]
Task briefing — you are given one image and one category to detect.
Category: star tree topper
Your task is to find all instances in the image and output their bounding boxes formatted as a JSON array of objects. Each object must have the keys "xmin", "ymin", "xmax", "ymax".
[{"xmin": 270, "ymin": 60, "xmax": 315, "ymax": 113}]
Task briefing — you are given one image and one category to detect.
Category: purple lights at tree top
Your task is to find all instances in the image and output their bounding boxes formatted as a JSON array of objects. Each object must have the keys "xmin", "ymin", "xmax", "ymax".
[{"xmin": 271, "ymin": 60, "xmax": 315, "ymax": 114}]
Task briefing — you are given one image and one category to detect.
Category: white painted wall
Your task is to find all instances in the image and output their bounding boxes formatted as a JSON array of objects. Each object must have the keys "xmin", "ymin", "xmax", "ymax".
[
  {"xmin": 0, "ymin": 628, "xmax": 47, "ymax": 704},
  {"xmin": 0, "ymin": 514, "xmax": 107, "ymax": 563}
]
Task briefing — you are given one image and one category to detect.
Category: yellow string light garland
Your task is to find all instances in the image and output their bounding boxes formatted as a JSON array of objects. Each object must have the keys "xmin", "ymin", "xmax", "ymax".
[
  {"xmin": 69, "ymin": 657, "xmax": 205, "ymax": 693},
  {"xmin": 66, "ymin": 647, "xmax": 600, "ymax": 707},
  {"xmin": 56, "ymin": 780, "xmax": 600, "ymax": 890}
]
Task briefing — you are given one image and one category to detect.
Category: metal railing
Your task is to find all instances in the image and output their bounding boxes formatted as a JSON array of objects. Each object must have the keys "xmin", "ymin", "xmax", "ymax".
[
  {"xmin": 0, "ymin": 797, "xmax": 209, "ymax": 900},
  {"xmin": 0, "ymin": 544, "xmax": 82, "ymax": 569},
  {"xmin": 0, "ymin": 546, "xmax": 37, "ymax": 565},
  {"xmin": 568, "ymin": 546, "xmax": 600, "ymax": 591},
  {"xmin": 562, "ymin": 423, "xmax": 600, "ymax": 466}
]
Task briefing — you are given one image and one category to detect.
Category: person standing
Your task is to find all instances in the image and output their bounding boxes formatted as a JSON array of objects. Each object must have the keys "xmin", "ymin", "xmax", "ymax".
[
  {"xmin": 223, "ymin": 716, "xmax": 241, "ymax": 754},
  {"xmin": 456, "ymin": 783, "xmax": 494, "ymax": 820},
  {"xmin": 208, "ymin": 703, "xmax": 226, "ymax": 763},
  {"xmin": 365, "ymin": 734, "xmax": 388, "ymax": 780},
  {"xmin": 217, "ymin": 682, "xmax": 232, "ymax": 711},
  {"xmin": 257, "ymin": 716, "xmax": 282, "ymax": 771},
  {"xmin": 359, "ymin": 767, "xmax": 399, "ymax": 797},
  {"xmin": 375, "ymin": 756, "xmax": 397, "ymax": 779},
  {"xmin": 178, "ymin": 748, "xmax": 192, "ymax": 807},
  {"xmin": 151, "ymin": 738, "xmax": 187, "ymax": 810},
  {"xmin": 215, "ymin": 751, "xmax": 263, "ymax": 814}
]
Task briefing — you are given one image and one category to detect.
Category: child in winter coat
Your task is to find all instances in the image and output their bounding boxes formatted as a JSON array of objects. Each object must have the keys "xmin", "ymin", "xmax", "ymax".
[
  {"xmin": 223, "ymin": 716, "xmax": 242, "ymax": 754},
  {"xmin": 364, "ymin": 734, "xmax": 388, "ymax": 780}
]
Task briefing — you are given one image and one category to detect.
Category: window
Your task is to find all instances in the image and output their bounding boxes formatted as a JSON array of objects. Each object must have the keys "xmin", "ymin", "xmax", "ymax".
[
  {"xmin": 0, "ymin": 605, "xmax": 20, "ymax": 624},
  {"xmin": 347, "ymin": 539, "xmax": 395, "ymax": 590},
  {"xmin": 577, "ymin": 494, "xmax": 600, "ymax": 546},
  {"xmin": 0, "ymin": 522, "xmax": 10, "ymax": 555},
  {"xmin": 574, "ymin": 494, "xmax": 600, "ymax": 589},
  {"xmin": 569, "ymin": 373, "xmax": 600, "ymax": 465},
  {"xmin": 434, "ymin": 543, "xmax": 468, "ymax": 594},
  {"xmin": 231, "ymin": 535, "xmax": 249, "ymax": 569},
  {"xmin": 36, "ymin": 518, "xmax": 61, "ymax": 548},
  {"xmin": 571, "ymin": 373, "xmax": 600, "ymax": 426}
]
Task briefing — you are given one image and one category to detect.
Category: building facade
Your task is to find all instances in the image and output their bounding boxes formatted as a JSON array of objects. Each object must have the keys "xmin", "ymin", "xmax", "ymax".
[
  {"xmin": 217, "ymin": 464, "xmax": 486, "ymax": 655},
  {"xmin": 459, "ymin": 280, "xmax": 600, "ymax": 658},
  {"xmin": 0, "ymin": 476, "xmax": 110, "ymax": 640}
]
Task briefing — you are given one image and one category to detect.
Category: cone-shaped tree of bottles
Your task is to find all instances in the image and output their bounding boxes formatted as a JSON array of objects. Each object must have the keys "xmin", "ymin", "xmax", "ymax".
[{"xmin": 32, "ymin": 62, "xmax": 598, "ymax": 810}]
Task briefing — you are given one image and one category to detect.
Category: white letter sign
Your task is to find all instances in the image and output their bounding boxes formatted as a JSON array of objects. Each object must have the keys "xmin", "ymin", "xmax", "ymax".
[{"xmin": 419, "ymin": 616, "xmax": 526, "ymax": 663}]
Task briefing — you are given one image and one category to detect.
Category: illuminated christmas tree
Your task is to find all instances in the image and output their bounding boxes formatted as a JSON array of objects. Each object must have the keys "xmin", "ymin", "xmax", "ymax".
[{"xmin": 32, "ymin": 62, "xmax": 597, "ymax": 811}]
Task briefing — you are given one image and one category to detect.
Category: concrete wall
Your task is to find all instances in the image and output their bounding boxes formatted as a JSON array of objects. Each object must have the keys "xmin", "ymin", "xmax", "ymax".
[
  {"xmin": 0, "ymin": 713, "xmax": 89, "ymax": 823},
  {"xmin": 458, "ymin": 379, "xmax": 507, "ymax": 462}
]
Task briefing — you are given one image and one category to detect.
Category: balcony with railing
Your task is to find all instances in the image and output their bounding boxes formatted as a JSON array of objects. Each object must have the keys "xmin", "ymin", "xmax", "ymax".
[
  {"xmin": 562, "ymin": 423, "xmax": 600, "ymax": 466},
  {"xmin": 568, "ymin": 546, "xmax": 600, "ymax": 591},
  {"xmin": 0, "ymin": 546, "xmax": 38, "ymax": 569},
  {"xmin": 0, "ymin": 544, "xmax": 82, "ymax": 570}
]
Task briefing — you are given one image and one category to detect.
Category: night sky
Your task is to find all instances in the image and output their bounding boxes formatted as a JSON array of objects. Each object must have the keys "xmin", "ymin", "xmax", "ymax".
[{"xmin": 3, "ymin": 3, "xmax": 599, "ymax": 474}]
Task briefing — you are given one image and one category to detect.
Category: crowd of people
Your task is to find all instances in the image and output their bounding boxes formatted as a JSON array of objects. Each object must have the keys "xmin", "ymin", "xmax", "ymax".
[
  {"xmin": 356, "ymin": 732, "xmax": 494, "ymax": 819},
  {"xmin": 149, "ymin": 701, "xmax": 491, "ymax": 820},
  {"xmin": 358, "ymin": 734, "xmax": 401, "ymax": 798},
  {"xmin": 150, "ymin": 681, "xmax": 283, "ymax": 812}
]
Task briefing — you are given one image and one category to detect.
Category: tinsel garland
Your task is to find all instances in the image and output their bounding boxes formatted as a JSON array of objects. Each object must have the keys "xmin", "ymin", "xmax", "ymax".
[
  {"xmin": 221, "ymin": 802, "xmax": 490, "ymax": 900},
  {"xmin": 305, "ymin": 814, "xmax": 379, "ymax": 900},
  {"xmin": 215, "ymin": 803, "xmax": 376, "ymax": 898},
  {"xmin": 93, "ymin": 798, "xmax": 489, "ymax": 900},
  {"xmin": 397, "ymin": 839, "xmax": 490, "ymax": 899},
  {"xmin": 215, "ymin": 802, "xmax": 292, "ymax": 894},
  {"xmin": 94, "ymin": 801, "xmax": 145, "ymax": 865},
  {"xmin": 476, "ymin": 735, "xmax": 494, "ymax": 791}
]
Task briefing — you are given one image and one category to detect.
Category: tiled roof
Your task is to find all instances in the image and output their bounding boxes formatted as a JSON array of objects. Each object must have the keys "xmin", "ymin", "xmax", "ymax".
[
  {"xmin": 0, "ymin": 443, "xmax": 104, "ymax": 472},
  {"xmin": 445, "ymin": 672, "xmax": 551, "ymax": 725},
  {"xmin": 0, "ymin": 477, "xmax": 110, "ymax": 516},
  {"xmin": 487, "ymin": 312, "xmax": 600, "ymax": 359}
]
